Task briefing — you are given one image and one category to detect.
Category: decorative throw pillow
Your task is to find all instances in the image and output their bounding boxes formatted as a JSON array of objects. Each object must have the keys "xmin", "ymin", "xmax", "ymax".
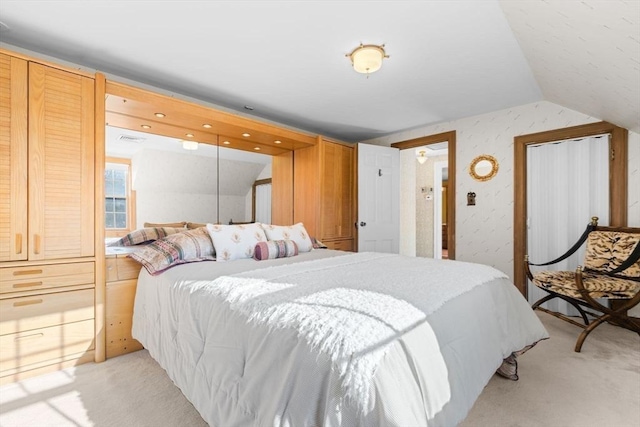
[
  {"xmin": 261, "ymin": 223, "xmax": 313, "ymax": 253},
  {"xmin": 129, "ymin": 227, "xmax": 215, "ymax": 275},
  {"xmin": 253, "ymin": 240, "xmax": 299, "ymax": 261},
  {"xmin": 108, "ymin": 227, "xmax": 183, "ymax": 247},
  {"xmin": 206, "ymin": 223, "xmax": 267, "ymax": 261},
  {"xmin": 311, "ymin": 237, "xmax": 328, "ymax": 249}
]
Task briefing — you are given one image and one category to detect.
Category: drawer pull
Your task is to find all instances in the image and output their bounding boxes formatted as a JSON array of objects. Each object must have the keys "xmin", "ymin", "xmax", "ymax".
[
  {"xmin": 13, "ymin": 299, "xmax": 43, "ymax": 307},
  {"xmin": 15, "ymin": 233, "xmax": 22, "ymax": 255},
  {"xmin": 14, "ymin": 333, "xmax": 44, "ymax": 341},
  {"xmin": 13, "ymin": 281, "xmax": 43, "ymax": 289},
  {"xmin": 33, "ymin": 234, "xmax": 41, "ymax": 255},
  {"xmin": 13, "ymin": 269, "xmax": 43, "ymax": 276}
]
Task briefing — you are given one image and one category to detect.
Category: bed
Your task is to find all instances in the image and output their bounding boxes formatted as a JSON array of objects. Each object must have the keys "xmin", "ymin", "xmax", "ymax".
[{"xmin": 132, "ymin": 249, "xmax": 548, "ymax": 427}]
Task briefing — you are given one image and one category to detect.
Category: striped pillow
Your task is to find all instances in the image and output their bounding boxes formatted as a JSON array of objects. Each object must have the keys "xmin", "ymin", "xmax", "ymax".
[
  {"xmin": 108, "ymin": 227, "xmax": 183, "ymax": 247},
  {"xmin": 129, "ymin": 227, "xmax": 215, "ymax": 275},
  {"xmin": 253, "ymin": 240, "xmax": 298, "ymax": 261}
]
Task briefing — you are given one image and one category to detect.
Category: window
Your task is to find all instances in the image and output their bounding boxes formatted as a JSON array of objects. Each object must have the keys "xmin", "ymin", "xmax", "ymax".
[{"xmin": 105, "ymin": 158, "xmax": 135, "ymax": 236}]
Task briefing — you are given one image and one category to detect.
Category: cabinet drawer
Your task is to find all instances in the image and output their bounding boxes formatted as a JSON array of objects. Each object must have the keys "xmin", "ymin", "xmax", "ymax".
[
  {"xmin": 323, "ymin": 239, "xmax": 354, "ymax": 252},
  {"xmin": 0, "ymin": 289, "xmax": 94, "ymax": 335},
  {"xmin": 0, "ymin": 319, "xmax": 95, "ymax": 372},
  {"xmin": 0, "ymin": 262, "xmax": 94, "ymax": 294}
]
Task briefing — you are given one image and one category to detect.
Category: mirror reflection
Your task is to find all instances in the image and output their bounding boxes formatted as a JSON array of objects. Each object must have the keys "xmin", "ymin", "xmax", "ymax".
[{"xmin": 105, "ymin": 126, "xmax": 272, "ymax": 237}]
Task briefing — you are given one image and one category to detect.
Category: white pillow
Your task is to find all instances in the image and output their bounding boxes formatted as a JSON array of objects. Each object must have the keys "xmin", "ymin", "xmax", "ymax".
[
  {"xmin": 206, "ymin": 223, "xmax": 267, "ymax": 261},
  {"xmin": 261, "ymin": 223, "xmax": 313, "ymax": 253}
]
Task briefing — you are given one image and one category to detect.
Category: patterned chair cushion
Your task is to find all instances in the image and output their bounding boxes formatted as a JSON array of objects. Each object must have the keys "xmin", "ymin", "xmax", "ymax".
[
  {"xmin": 584, "ymin": 231, "xmax": 640, "ymax": 277},
  {"xmin": 532, "ymin": 270, "xmax": 640, "ymax": 299}
]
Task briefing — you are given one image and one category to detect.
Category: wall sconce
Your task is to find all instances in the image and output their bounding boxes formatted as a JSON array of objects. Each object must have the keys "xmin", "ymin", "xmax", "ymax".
[
  {"xmin": 182, "ymin": 140, "xmax": 198, "ymax": 151},
  {"xmin": 417, "ymin": 151, "xmax": 428, "ymax": 164}
]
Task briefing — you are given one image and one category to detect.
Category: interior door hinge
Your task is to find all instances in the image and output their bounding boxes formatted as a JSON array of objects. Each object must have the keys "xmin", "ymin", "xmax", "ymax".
[{"xmin": 611, "ymin": 148, "xmax": 615, "ymax": 161}]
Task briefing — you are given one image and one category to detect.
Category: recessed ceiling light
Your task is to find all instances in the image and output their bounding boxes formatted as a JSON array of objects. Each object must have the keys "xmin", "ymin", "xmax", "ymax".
[
  {"xmin": 185, "ymin": 133, "xmax": 194, "ymax": 138},
  {"xmin": 274, "ymin": 140, "xmax": 282, "ymax": 144},
  {"xmin": 223, "ymin": 141, "xmax": 231, "ymax": 145},
  {"xmin": 254, "ymin": 147, "xmax": 261, "ymax": 151},
  {"xmin": 202, "ymin": 124, "xmax": 212, "ymax": 128},
  {"xmin": 242, "ymin": 133, "xmax": 250, "ymax": 137},
  {"xmin": 141, "ymin": 124, "xmax": 151, "ymax": 129},
  {"xmin": 154, "ymin": 113, "xmax": 165, "ymax": 118}
]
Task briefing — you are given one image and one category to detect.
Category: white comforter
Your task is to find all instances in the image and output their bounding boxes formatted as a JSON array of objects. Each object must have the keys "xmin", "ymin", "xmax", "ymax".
[{"xmin": 132, "ymin": 250, "xmax": 548, "ymax": 427}]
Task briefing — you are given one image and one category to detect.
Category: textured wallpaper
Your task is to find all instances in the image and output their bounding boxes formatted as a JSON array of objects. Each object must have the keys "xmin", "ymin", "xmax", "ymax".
[
  {"xmin": 416, "ymin": 154, "xmax": 448, "ymax": 258},
  {"xmin": 364, "ymin": 101, "xmax": 639, "ymax": 281}
]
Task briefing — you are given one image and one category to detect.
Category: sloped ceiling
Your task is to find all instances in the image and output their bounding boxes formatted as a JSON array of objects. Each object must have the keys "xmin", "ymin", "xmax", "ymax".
[
  {"xmin": 500, "ymin": 0, "xmax": 640, "ymax": 133},
  {"xmin": 0, "ymin": 1, "xmax": 637, "ymax": 139}
]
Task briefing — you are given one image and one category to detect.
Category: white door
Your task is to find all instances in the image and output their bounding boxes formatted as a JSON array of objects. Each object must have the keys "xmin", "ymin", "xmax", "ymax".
[{"xmin": 357, "ymin": 143, "xmax": 400, "ymax": 253}]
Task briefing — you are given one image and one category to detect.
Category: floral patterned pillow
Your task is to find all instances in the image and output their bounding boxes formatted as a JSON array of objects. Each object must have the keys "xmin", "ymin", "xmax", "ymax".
[
  {"xmin": 206, "ymin": 223, "xmax": 267, "ymax": 261},
  {"xmin": 261, "ymin": 223, "xmax": 313, "ymax": 253}
]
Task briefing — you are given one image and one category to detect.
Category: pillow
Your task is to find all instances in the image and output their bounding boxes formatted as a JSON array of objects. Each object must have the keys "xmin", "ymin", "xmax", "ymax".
[
  {"xmin": 187, "ymin": 222, "xmax": 207, "ymax": 229},
  {"xmin": 206, "ymin": 223, "xmax": 267, "ymax": 261},
  {"xmin": 129, "ymin": 227, "xmax": 215, "ymax": 275},
  {"xmin": 143, "ymin": 221, "xmax": 187, "ymax": 229},
  {"xmin": 262, "ymin": 223, "xmax": 313, "ymax": 253},
  {"xmin": 311, "ymin": 237, "xmax": 328, "ymax": 249},
  {"xmin": 107, "ymin": 227, "xmax": 184, "ymax": 247},
  {"xmin": 253, "ymin": 240, "xmax": 299, "ymax": 261}
]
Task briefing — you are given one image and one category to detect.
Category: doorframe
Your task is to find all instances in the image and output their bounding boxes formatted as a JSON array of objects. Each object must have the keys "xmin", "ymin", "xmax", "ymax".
[
  {"xmin": 433, "ymin": 160, "xmax": 448, "ymax": 259},
  {"xmin": 513, "ymin": 121, "xmax": 628, "ymax": 297},
  {"xmin": 391, "ymin": 130, "xmax": 456, "ymax": 260}
]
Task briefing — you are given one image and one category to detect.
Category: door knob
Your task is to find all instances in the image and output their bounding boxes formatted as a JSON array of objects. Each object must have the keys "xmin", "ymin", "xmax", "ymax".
[{"xmin": 360, "ymin": 221, "xmax": 367, "ymax": 227}]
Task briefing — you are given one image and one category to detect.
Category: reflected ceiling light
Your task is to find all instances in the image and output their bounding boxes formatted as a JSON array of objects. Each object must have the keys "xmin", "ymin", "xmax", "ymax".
[
  {"xmin": 417, "ymin": 151, "xmax": 428, "ymax": 164},
  {"xmin": 274, "ymin": 140, "xmax": 282, "ymax": 144},
  {"xmin": 185, "ymin": 133, "xmax": 194, "ymax": 138},
  {"xmin": 346, "ymin": 43, "xmax": 388, "ymax": 75},
  {"xmin": 182, "ymin": 140, "xmax": 198, "ymax": 151},
  {"xmin": 141, "ymin": 124, "xmax": 151, "ymax": 129},
  {"xmin": 154, "ymin": 112, "xmax": 165, "ymax": 118},
  {"xmin": 223, "ymin": 141, "xmax": 231, "ymax": 145},
  {"xmin": 202, "ymin": 123, "xmax": 212, "ymax": 129},
  {"xmin": 254, "ymin": 147, "xmax": 261, "ymax": 151},
  {"xmin": 242, "ymin": 133, "xmax": 251, "ymax": 137}
]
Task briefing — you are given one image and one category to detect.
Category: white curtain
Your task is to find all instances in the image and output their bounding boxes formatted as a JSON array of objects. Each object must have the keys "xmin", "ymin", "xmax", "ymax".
[
  {"xmin": 526, "ymin": 135, "xmax": 609, "ymax": 315},
  {"xmin": 255, "ymin": 183, "xmax": 272, "ymax": 224}
]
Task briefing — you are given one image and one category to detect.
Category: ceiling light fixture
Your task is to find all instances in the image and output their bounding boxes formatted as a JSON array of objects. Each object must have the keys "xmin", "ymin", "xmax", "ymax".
[
  {"xmin": 182, "ymin": 140, "xmax": 198, "ymax": 151},
  {"xmin": 254, "ymin": 147, "xmax": 261, "ymax": 151},
  {"xmin": 274, "ymin": 140, "xmax": 282, "ymax": 144},
  {"xmin": 242, "ymin": 133, "xmax": 251, "ymax": 137},
  {"xmin": 202, "ymin": 124, "xmax": 212, "ymax": 129},
  {"xmin": 417, "ymin": 151, "xmax": 428, "ymax": 164},
  {"xmin": 223, "ymin": 141, "xmax": 231, "ymax": 145},
  {"xmin": 185, "ymin": 133, "xmax": 194, "ymax": 138},
  {"xmin": 141, "ymin": 124, "xmax": 151, "ymax": 129},
  {"xmin": 154, "ymin": 113, "xmax": 165, "ymax": 118},
  {"xmin": 346, "ymin": 43, "xmax": 388, "ymax": 75}
]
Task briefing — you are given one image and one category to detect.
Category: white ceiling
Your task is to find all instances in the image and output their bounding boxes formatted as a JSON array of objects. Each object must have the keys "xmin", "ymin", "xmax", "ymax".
[{"xmin": 0, "ymin": 1, "xmax": 637, "ymax": 141}]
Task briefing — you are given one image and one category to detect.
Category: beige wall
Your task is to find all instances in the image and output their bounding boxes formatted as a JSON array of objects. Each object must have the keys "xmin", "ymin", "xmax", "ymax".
[
  {"xmin": 364, "ymin": 101, "xmax": 640, "ymax": 280},
  {"xmin": 415, "ymin": 154, "xmax": 448, "ymax": 258}
]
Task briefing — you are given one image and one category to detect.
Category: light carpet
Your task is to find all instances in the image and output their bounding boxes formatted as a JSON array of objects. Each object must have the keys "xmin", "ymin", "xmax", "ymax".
[{"xmin": 0, "ymin": 313, "xmax": 638, "ymax": 427}]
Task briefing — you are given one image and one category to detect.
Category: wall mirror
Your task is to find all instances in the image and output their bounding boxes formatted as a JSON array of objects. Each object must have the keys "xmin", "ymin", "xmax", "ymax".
[{"xmin": 469, "ymin": 154, "xmax": 498, "ymax": 182}]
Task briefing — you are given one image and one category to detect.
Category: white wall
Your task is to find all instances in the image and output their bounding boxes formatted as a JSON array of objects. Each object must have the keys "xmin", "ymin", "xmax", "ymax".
[
  {"xmin": 364, "ymin": 101, "xmax": 640, "ymax": 280},
  {"xmin": 244, "ymin": 163, "xmax": 272, "ymax": 222}
]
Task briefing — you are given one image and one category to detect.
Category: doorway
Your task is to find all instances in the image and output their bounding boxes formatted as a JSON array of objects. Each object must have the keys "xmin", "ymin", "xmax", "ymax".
[{"xmin": 391, "ymin": 130, "xmax": 456, "ymax": 260}]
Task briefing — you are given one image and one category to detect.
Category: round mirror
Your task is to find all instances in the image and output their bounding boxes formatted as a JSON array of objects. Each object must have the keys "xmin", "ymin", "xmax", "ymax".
[{"xmin": 469, "ymin": 155, "xmax": 498, "ymax": 181}]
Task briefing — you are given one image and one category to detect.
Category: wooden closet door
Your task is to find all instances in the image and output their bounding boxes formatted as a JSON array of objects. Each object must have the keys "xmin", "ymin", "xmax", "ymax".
[
  {"xmin": 0, "ymin": 54, "xmax": 28, "ymax": 261},
  {"xmin": 28, "ymin": 63, "xmax": 95, "ymax": 260},
  {"xmin": 320, "ymin": 142, "xmax": 354, "ymax": 240}
]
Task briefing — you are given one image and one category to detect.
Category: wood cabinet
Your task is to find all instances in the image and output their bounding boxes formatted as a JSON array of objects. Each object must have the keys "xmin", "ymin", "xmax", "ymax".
[
  {"xmin": 105, "ymin": 250, "xmax": 143, "ymax": 358},
  {"xmin": 0, "ymin": 51, "xmax": 96, "ymax": 384},
  {"xmin": 293, "ymin": 136, "xmax": 356, "ymax": 250}
]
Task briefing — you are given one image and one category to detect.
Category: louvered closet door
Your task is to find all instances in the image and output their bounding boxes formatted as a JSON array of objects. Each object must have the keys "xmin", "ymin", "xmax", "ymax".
[
  {"xmin": 0, "ymin": 54, "xmax": 28, "ymax": 261},
  {"xmin": 28, "ymin": 63, "xmax": 95, "ymax": 260}
]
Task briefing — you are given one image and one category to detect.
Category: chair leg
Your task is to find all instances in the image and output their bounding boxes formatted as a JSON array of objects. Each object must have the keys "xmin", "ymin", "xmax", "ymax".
[
  {"xmin": 531, "ymin": 294, "xmax": 555, "ymax": 310},
  {"xmin": 574, "ymin": 313, "xmax": 611, "ymax": 352}
]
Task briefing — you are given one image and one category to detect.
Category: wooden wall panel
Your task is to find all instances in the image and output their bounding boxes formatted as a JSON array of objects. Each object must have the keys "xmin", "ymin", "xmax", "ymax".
[{"xmin": 271, "ymin": 151, "xmax": 294, "ymax": 225}]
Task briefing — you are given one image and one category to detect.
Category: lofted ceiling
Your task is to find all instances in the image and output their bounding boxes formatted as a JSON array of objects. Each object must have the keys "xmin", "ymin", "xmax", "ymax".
[{"xmin": 0, "ymin": 1, "xmax": 637, "ymax": 142}]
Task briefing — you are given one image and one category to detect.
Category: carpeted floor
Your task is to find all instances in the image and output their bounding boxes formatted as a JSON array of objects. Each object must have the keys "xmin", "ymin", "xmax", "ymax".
[{"xmin": 1, "ymin": 312, "xmax": 638, "ymax": 427}]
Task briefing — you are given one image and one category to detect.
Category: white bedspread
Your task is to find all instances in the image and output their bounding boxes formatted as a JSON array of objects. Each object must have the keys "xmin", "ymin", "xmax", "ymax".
[{"xmin": 133, "ymin": 250, "xmax": 548, "ymax": 427}]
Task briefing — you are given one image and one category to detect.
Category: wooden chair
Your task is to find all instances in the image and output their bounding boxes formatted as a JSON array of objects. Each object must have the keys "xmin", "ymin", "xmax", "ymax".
[{"xmin": 525, "ymin": 217, "xmax": 640, "ymax": 352}]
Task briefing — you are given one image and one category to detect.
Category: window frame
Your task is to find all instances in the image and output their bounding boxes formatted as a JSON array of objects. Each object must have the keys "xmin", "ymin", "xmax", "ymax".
[{"xmin": 105, "ymin": 157, "xmax": 136, "ymax": 237}]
